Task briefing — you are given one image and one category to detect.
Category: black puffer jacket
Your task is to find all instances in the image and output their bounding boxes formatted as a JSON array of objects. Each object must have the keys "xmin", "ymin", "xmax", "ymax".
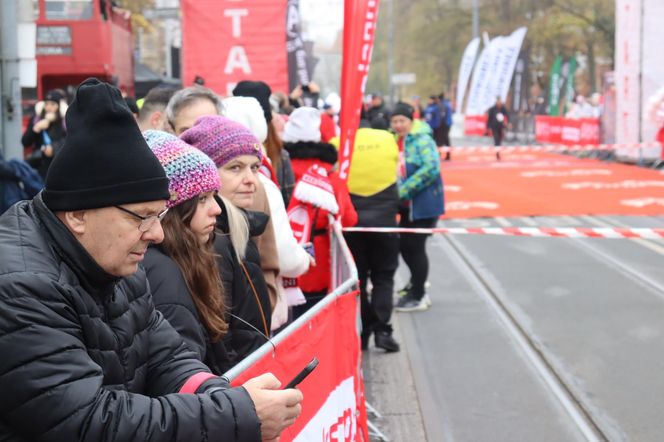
[
  {"xmin": 214, "ymin": 196, "xmax": 272, "ymax": 366},
  {"xmin": 0, "ymin": 195, "xmax": 260, "ymax": 441},
  {"xmin": 144, "ymin": 245, "xmax": 233, "ymax": 374}
]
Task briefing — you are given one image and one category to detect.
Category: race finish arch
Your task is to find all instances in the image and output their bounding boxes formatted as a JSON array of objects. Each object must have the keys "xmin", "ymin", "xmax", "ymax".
[{"xmin": 181, "ymin": 0, "xmax": 288, "ymax": 95}]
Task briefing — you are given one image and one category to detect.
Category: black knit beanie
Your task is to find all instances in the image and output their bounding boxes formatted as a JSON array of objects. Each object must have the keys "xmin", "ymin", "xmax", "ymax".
[
  {"xmin": 232, "ymin": 80, "xmax": 273, "ymax": 123},
  {"xmin": 44, "ymin": 89, "xmax": 64, "ymax": 103},
  {"xmin": 391, "ymin": 102, "xmax": 414, "ymax": 120},
  {"xmin": 42, "ymin": 78, "xmax": 170, "ymax": 211}
]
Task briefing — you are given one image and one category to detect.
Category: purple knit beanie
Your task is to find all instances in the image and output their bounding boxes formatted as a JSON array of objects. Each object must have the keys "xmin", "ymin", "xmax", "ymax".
[
  {"xmin": 143, "ymin": 130, "xmax": 220, "ymax": 208},
  {"xmin": 179, "ymin": 115, "xmax": 263, "ymax": 167}
]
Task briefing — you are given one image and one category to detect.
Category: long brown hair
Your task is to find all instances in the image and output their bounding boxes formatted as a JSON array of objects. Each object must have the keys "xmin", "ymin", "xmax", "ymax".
[
  {"xmin": 161, "ymin": 197, "xmax": 228, "ymax": 341},
  {"xmin": 265, "ymin": 120, "xmax": 283, "ymax": 168}
]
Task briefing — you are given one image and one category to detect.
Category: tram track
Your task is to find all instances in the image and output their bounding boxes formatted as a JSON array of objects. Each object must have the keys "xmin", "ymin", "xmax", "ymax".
[
  {"xmin": 546, "ymin": 216, "xmax": 664, "ymax": 303},
  {"xmin": 438, "ymin": 233, "xmax": 610, "ymax": 442}
]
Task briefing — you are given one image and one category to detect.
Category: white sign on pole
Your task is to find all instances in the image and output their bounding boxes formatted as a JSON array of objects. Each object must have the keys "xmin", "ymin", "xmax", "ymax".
[
  {"xmin": 615, "ymin": 0, "xmax": 642, "ymax": 144},
  {"xmin": 456, "ymin": 37, "xmax": 480, "ymax": 114},
  {"xmin": 391, "ymin": 73, "xmax": 416, "ymax": 85}
]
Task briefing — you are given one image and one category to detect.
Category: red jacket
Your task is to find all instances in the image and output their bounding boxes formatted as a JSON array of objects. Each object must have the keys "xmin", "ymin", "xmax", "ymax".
[
  {"xmin": 319, "ymin": 112, "xmax": 338, "ymax": 143},
  {"xmin": 285, "ymin": 141, "xmax": 357, "ymax": 293}
]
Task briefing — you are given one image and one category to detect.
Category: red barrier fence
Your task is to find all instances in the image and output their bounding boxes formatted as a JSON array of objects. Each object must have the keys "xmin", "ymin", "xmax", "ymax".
[
  {"xmin": 535, "ymin": 116, "xmax": 600, "ymax": 145},
  {"xmin": 464, "ymin": 114, "xmax": 488, "ymax": 136},
  {"xmin": 464, "ymin": 115, "xmax": 601, "ymax": 146},
  {"xmin": 224, "ymin": 220, "xmax": 368, "ymax": 441}
]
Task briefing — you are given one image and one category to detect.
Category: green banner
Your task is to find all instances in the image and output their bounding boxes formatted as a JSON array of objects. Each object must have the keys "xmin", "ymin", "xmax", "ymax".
[
  {"xmin": 548, "ymin": 55, "xmax": 563, "ymax": 116},
  {"xmin": 563, "ymin": 57, "xmax": 578, "ymax": 114}
]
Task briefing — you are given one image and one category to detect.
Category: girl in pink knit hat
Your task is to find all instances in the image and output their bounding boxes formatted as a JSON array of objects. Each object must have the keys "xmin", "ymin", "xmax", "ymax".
[{"xmin": 142, "ymin": 130, "xmax": 238, "ymax": 373}]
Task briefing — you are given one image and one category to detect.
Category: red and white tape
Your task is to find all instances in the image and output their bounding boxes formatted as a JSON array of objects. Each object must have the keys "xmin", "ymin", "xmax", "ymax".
[
  {"xmin": 343, "ymin": 226, "xmax": 664, "ymax": 239},
  {"xmin": 438, "ymin": 143, "xmax": 662, "ymax": 154}
]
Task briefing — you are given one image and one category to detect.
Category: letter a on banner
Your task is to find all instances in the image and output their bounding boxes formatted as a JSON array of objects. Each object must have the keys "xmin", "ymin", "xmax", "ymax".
[
  {"xmin": 338, "ymin": 0, "xmax": 380, "ymax": 183},
  {"xmin": 181, "ymin": 0, "xmax": 288, "ymax": 95}
]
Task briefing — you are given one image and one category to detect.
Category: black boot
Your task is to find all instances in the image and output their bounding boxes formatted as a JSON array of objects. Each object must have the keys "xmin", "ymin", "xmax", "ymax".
[
  {"xmin": 361, "ymin": 330, "xmax": 371, "ymax": 351},
  {"xmin": 374, "ymin": 330, "xmax": 400, "ymax": 352}
]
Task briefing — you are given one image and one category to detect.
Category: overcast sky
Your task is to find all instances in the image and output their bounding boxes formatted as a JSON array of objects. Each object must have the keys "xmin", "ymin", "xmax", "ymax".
[{"xmin": 300, "ymin": 0, "xmax": 343, "ymax": 49}]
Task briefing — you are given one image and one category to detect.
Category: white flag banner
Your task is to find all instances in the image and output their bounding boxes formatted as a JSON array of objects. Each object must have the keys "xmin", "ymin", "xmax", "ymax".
[
  {"xmin": 484, "ymin": 27, "xmax": 528, "ymax": 112},
  {"xmin": 477, "ymin": 35, "xmax": 508, "ymax": 113},
  {"xmin": 615, "ymin": 0, "xmax": 642, "ymax": 144},
  {"xmin": 466, "ymin": 37, "xmax": 502, "ymax": 115},
  {"xmin": 641, "ymin": 0, "xmax": 664, "ymax": 143},
  {"xmin": 456, "ymin": 37, "xmax": 480, "ymax": 114}
]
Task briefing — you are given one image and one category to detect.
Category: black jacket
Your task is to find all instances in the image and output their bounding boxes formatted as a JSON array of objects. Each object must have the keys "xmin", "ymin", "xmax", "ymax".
[
  {"xmin": 351, "ymin": 184, "xmax": 399, "ymax": 228},
  {"xmin": 0, "ymin": 194, "xmax": 260, "ymax": 441},
  {"xmin": 487, "ymin": 104, "xmax": 508, "ymax": 131},
  {"xmin": 144, "ymin": 245, "xmax": 232, "ymax": 374},
  {"xmin": 214, "ymin": 196, "xmax": 272, "ymax": 366}
]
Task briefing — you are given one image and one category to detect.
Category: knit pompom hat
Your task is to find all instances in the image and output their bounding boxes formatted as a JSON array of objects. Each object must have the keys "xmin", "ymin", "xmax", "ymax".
[
  {"xmin": 222, "ymin": 96, "xmax": 268, "ymax": 143},
  {"xmin": 143, "ymin": 130, "xmax": 220, "ymax": 208},
  {"xmin": 282, "ymin": 107, "xmax": 322, "ymax": 143},
  {"xmin": 180, "ymin": 115, "xmax": 263, "ymax": 167}
]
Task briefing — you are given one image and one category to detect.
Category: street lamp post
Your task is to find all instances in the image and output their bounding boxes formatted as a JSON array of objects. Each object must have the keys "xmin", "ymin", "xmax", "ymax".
[
  {"xmin": 472, "ymin": 0, "xmax": 479, "ymax": 40},
  {"xmin": 387, "ymin": 0, "xmax": 395, "ymax": 106},
  {"xmin": 0, "ymin": 0, "xmax": 23, "ymax": 160}
]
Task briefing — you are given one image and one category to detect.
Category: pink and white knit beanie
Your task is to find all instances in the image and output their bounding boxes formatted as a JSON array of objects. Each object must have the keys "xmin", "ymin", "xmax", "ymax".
[
  {"xmin": 143, "ymin": 130, "xmax": 220, "ymax": 208},
  {"xmin": 179, "ymin": 115, "xmax": 263, "ymax": 167}
]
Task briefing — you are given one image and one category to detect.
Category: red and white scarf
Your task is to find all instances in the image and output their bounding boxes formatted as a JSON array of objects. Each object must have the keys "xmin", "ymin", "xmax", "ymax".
[{"xmin": 283, "ymin": 165, "xmax": 339, "ymax": 305}]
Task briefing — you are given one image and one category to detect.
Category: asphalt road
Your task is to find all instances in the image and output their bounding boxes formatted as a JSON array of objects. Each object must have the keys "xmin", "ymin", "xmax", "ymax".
[
  {"xmin": 394, "ymin": 214, "xmax": 664, "ymax": 442},
  {"xmin": 362, "ymin": 136, "xmax": 664, "ymax": 441}
]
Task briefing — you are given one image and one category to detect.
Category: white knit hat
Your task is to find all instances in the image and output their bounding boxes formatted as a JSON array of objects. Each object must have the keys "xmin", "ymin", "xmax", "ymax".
[
  {"xmin": 282, "ymin": 107, "xmax": 321, "ymax": 143},
  {"xmin": 222, "ymin": 96, "xmax": 268, "ymax": 143}
]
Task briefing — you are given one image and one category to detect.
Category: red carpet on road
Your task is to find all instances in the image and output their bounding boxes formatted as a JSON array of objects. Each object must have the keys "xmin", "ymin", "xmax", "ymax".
[{"xmin": 441, "ymin": 150, "xmax": 664, "ymax": 219}]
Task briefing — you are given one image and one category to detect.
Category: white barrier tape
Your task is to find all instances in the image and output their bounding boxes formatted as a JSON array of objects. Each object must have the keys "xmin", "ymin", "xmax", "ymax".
[
  {"xmin": 438, "ymin": 143, "xmax": 662, "ymax": 154},
  {"xmin": 343, "ymin": 226, "xmax": 664, "ymax": 239}
]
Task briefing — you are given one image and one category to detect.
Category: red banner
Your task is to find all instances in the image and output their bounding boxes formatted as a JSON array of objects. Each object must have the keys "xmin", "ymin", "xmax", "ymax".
[
  {"xmin": 181, "ymin": 0, "xmax": 288, "ymax": 96},
  {"xmin": 231, "ymin": 290, "xmax": 368, "ymax": 441},
  {"xmin": 338, "ymin": 0, "xmax": 380, "ymax": 182},
  {"xmin": 464, "ymin": 114, "xmax": 488, "ymax": 136},
  {"xmin": 535, "ymin": 116, "xmax": 600, "ymax": 145}
]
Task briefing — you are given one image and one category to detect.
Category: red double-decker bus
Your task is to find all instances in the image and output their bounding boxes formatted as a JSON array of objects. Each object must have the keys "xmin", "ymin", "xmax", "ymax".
[{"xmin": 34, "ymin": 0, "xmax": 134, "ymax": 98}]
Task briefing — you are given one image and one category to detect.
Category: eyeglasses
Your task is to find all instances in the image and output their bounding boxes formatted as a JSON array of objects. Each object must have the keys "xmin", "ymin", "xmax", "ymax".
[{"xmin": 114, "ymin": 205, "xmax": 169, "ymax": 233}]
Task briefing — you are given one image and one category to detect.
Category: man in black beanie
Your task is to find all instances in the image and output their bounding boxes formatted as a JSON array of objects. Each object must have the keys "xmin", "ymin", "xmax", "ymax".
[{"xmin": 0, "ymin": 78, "xmax": 302, "ymax": 441}]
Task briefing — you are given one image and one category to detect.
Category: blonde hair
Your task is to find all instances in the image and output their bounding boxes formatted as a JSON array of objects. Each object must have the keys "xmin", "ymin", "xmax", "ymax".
[{"xmin": 218, "ymin": 195, "xmax": 249, "ymax": 261}]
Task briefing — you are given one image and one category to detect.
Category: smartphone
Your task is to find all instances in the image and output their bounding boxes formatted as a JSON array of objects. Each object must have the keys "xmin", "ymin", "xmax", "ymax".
[
  {"xmin": 302, "ymin": 242, "xmax": 315, "ymax": 259},
  {"xmin": 284, "ymin": 357, "xmax": 319, "ymax": 389}
]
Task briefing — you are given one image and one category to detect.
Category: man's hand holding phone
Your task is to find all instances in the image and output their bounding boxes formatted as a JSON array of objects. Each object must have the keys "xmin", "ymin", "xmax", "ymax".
[{"xmin": 243, "ymin": 373, "xmax": 303, "ymax": 441}]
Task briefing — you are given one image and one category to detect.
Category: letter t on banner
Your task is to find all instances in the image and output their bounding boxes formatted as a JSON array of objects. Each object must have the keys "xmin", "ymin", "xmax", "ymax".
[{"xmin": 338, "ymin": 0, "xmax": 380, "ymax": 182}]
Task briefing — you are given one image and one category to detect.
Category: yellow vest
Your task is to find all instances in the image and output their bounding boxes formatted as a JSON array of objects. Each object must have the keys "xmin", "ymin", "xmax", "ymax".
[{"xmin": 331, "ymin": 128, "xmax": 399, "ymax": 197}]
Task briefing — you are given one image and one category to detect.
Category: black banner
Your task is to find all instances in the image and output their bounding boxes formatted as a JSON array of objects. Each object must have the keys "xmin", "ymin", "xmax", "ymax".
[
  {"xmin": 286, "ymin": 0, "xmax": 318, "ymax": 99},
  {"xmin": 511, "ymin": 48, "xmax": 531, "ymax": 114}
]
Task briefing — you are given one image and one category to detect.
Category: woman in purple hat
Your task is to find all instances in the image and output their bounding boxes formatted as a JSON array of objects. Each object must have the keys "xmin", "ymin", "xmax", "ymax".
[{"xmin": 182, "ymin": 115, "xmax": 274, "ymax": 363}]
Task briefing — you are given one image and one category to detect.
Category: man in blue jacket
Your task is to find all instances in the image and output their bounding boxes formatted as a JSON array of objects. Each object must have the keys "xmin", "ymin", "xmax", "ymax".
[
  {"xmin": 424, "ymin": 95, "xmax": 442, "ymax": 145},
  {"xmin": 438, "ymin": 93, "xmax": 453, "ymax": 160}
]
